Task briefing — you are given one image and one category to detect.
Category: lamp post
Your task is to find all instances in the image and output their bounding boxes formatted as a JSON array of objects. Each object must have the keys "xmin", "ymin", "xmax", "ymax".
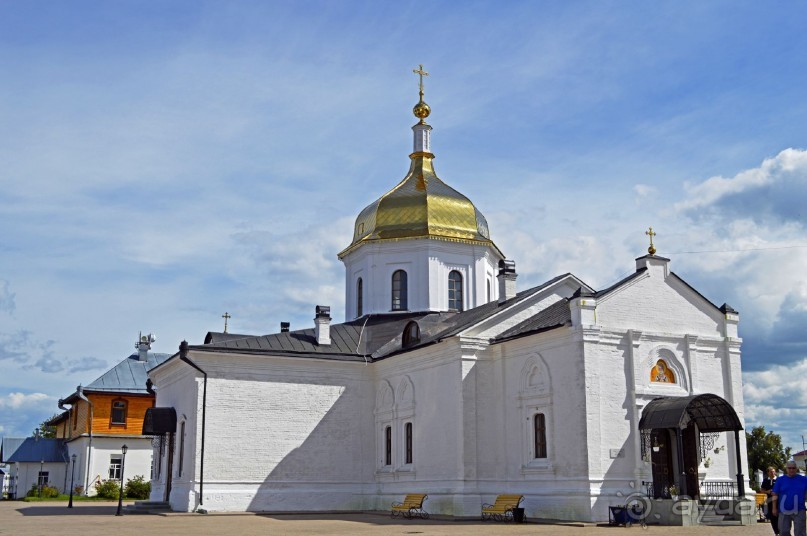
[
  {"xmin": 67, "ymin": 454, "xmax": 77, "ymax": 508},
  {"xmin": 115, "ymin": 444, "xmax": 128, "ymax": 516},
  {"xmin": 38, "ymin": 460, "xmax": 44, "ymax": 497}
]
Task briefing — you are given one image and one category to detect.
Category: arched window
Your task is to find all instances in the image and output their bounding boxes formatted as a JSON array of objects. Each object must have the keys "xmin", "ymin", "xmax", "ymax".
[
  {"xmin": 534, "ymin": 413, "xmax": 547, "ymax": 459},
  {"xmin": 402, "ymin": 321, "xmax": 420, "ymax": 348},
  {"xmin": 356, "ymin": 278, "xmax": 363, "ymax": 317},
  {"xmin": 391, "ymin": 270, "xmax": 408, "ymax": 311},
  {"xmin": 448, "ymin": 270, "xmax": 463, "ymax": 311},
  {"xmin": 486, "ymin": 280, "xmax": 491, "ymax": 303},
  {"xmin": 384, "ymin": 426, "xmax": 392, "ymax": 466},
  {"xmin": 404, "ymin": 422, "xmax": 413, "ymax": 464},
  {"xmin": 111, "ymin": 399, "xmax": 127, "ymax": 425}
]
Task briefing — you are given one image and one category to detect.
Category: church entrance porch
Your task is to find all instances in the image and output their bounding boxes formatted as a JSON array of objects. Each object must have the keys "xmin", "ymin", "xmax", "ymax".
[
  {"xmin": 639, "ymin": 394, "xmax": 752, "ymax": 525},
  {"xmin": 142, "ymin": 407, "xmax": 178, "ymax": 504}
]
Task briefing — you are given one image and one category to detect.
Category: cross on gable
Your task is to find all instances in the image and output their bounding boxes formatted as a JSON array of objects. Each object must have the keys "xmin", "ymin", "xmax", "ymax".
[{"xmin": 645, "ymin": 227, "xmax": 657, "ymax": 255}]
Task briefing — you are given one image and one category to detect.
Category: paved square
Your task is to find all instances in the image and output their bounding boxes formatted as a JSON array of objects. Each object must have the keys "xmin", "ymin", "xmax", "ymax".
[{"xmin": 0, "ymin": 501, "xmax": 779, "ymax": 536}]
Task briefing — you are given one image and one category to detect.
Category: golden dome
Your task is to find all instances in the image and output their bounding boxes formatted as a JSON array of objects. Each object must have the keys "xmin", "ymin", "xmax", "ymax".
[{"xmin": 338, "ymin": 151, "xmax": 498, "ymax": 258}]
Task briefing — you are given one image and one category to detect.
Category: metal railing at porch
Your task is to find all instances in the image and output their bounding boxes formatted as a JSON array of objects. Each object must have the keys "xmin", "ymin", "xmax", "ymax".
[
  {"xmin": 699, "ymin": 481, "xmax": 739, "ymax": 499},
  {"xmin": 642, "ymin": 480, "xmax": 739, "ymax": 499}
]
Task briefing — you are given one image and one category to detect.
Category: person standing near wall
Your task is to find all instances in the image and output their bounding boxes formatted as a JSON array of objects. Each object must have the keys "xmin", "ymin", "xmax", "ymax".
[
  {"xmin": 763, "ymin": 466, "xmax": 780, "ymax": 535},
  {"xmin": 772, "ymin": 461, "xmax": 807, "ymax": 536}
]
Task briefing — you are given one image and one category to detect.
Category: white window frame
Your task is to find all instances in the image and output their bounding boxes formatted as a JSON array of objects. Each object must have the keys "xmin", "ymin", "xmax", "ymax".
[{"xmin": 109, "ymin": 455, "xmax": 123, "ymax": 480}]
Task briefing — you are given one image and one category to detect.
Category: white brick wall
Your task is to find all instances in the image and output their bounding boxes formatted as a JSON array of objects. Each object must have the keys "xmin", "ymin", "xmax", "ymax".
[{"xmin": 149, "ymin": 257, "xmax": 747, "ymax": 522}]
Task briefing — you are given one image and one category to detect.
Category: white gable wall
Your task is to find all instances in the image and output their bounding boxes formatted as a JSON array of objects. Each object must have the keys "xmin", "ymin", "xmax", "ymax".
[
  {"xmin": 573, "ymin": 256, "xmax": 749, "ymax": 520},
  {"xmin": 595, "ymin": 258, "xmax": 723, "ymax": 337}
]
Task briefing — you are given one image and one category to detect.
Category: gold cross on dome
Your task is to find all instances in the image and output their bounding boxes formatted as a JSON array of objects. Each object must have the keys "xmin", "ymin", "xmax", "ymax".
[
  {"xmin": 645, "ymin": 227, "xmax": 657, "ymax": 255},
  {"xmin": 413, "ymin": 64, "xmax": 429, "ymax": 96},
  {"xmin": 222, "ymin": 312, "xmax": 231, "ymax": 333}
]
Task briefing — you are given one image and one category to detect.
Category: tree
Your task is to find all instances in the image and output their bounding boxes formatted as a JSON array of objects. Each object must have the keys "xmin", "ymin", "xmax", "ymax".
[
  {"xmin": 746, "ymin": 425, "xmax": 792, "ymax": 482},
  {"xmin": 32, "ymin": 414, "xmax": 60, "ymax": 439}
]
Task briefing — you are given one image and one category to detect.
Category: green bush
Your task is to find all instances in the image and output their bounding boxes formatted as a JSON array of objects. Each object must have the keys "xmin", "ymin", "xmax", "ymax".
[
  {"xmin": 94, "ymin": 479, "xmax": 121, "ymax": 499},
  {"xmin": 124, "ymin": 475, "xmax": 150, "ymax": 500},
  {"xmin": 26, "ymin": 484, "xmax": 59, "ymax": 498}
]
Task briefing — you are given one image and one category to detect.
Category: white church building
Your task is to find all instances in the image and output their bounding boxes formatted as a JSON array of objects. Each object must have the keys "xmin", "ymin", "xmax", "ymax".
[{"xmin": 145, "ymin": 74, "xmax": 751, "ymax": 523}]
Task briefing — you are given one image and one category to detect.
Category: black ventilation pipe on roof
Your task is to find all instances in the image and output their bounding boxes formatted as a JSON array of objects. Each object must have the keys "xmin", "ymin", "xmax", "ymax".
[{"xmin": 178, "ymin": 340, "xmax": 207, "ymax": 509}]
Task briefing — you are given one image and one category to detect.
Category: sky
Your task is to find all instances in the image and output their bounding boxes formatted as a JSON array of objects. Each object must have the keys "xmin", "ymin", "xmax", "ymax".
[{"xmin": 1, "ymin": 1, "xmax": 806, "ymax": 453}]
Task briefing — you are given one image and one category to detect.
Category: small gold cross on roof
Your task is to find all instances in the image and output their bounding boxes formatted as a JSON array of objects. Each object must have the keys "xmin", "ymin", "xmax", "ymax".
[
  {"xmin": 222, "ymin": 312, "xmax": 231, "ymax": 333},
  {"xmin": 413, "ymin": 64, "xmax": 429, "ymax": 96},
  {"xmin": 645, "ymin": 227, "xmax": 657, "ymax": 255}
]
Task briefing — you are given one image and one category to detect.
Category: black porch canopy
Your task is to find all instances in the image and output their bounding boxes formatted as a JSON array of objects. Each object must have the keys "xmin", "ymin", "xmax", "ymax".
[
  {"xmin": 638, "ymin": 393, "xmax": 745, "ymax": 499},
  {"xmin": 639, "ymin": 393, "xmax": 743, "ymax": 432},
  {"xmin": 142, "ymin": 407, "xmax": 177, "ymax": 435}
]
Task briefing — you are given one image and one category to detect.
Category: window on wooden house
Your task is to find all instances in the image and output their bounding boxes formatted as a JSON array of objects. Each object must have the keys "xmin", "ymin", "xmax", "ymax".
[{"xmin": 111, "ymin": 399, "xmax": 127, "ymax": 425}]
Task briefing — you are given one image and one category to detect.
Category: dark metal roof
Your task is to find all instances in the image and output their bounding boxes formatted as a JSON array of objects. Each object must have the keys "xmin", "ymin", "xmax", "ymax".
[
  {"xmin": 1, "ymin": 437, "xmax": 67, "ymax": 463},
  {"xmin": 400, "ymin": 273, "xmax": 581, "ymax": 351},
  {"xmin": 493, "ymin": 298, "xmax": 572, "ymax": 342},
  {"xmin": 638, "ymin": 394, "xmax": 743, "ymax": 432},
  {"xmin": 186, "ymin": 273, "xmax": 590, "ymax": 362},
  {"xmin": 83, "ymin": 352, "xmax": 171, "ymax": 394},
  {"xmin": 195, "ymin": 312, "xmax": 431, "ymax": 360},
  {"xmin": 142, "ymin": 407, "xmax": 177, "ymax": 436},
  {"xmin": 204, "ymin": 332, "xmax": 254, "ymax": 345}
]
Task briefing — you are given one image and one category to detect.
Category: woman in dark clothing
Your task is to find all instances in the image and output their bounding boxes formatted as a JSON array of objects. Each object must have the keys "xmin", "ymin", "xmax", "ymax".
[{"xmin": 762, "ymin": 466, "xmax": 780, "ymax": 535}]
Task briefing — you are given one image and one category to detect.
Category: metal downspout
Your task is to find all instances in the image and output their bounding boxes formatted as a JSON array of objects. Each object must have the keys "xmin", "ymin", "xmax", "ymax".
[
  {"xmin": 76, "ymin": 386, "xmax": 93, "ymax": 495},
  {"xmin": 178, "ymin": 340, "xmax": 207, "ymax": 509}
]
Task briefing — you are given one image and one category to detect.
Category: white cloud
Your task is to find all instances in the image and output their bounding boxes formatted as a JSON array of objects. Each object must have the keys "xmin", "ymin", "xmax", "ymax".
[
  {"xmin": 675, "ymin": 148, "xmax": 807, "ymax": 224},
  {"xmin": 743, "ymin": 357, "xmax": 807, "ymax": 449},
  {"xmin": 0, "ymin": 391, "xmax": 58, "ymax": 438},
  {"xmin": 0, "ymin": 392, "xmax": 54, "ymax": 410},
  {"xmin": 633, "ymin": 184, "xmax": 657, "ymax": 201}
]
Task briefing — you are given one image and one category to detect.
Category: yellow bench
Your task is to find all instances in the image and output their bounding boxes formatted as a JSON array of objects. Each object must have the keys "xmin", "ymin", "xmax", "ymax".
[
  {"xmin": 756, "ymin": 492, "xmax": 768, "ymax": 521},
  {"xmin": 391, "ymin": 493, "xmax": 429, "ymax": 519},
  {"xmin": 482, "ymin": 494, "xmax": 524, "ymax": 521}
]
